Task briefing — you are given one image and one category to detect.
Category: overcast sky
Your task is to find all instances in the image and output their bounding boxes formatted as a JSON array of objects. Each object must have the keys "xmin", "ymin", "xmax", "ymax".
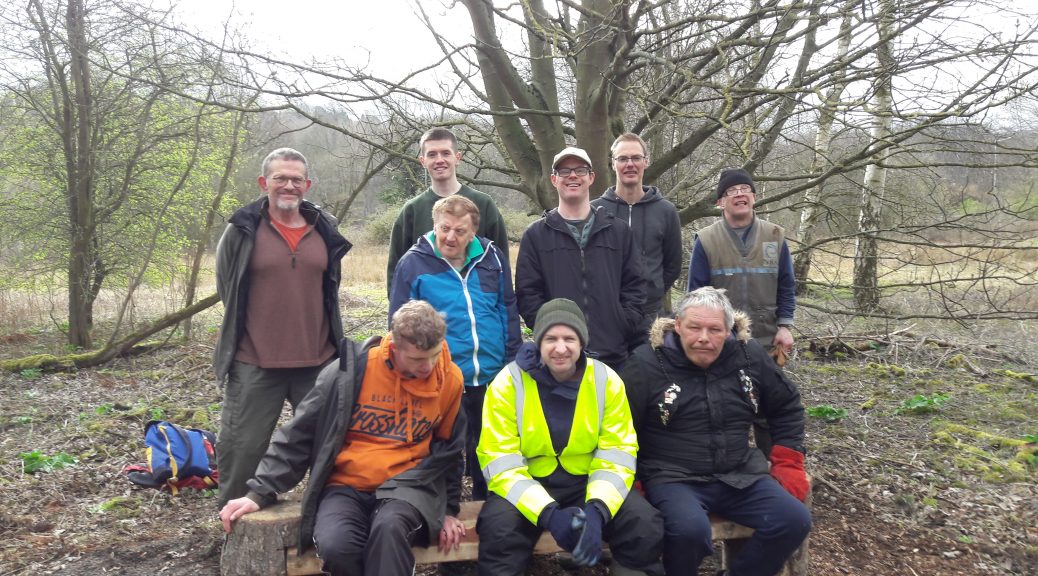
[{"xmin": 173, "ymin": 0, "xmax": 469, "ymax": 78}]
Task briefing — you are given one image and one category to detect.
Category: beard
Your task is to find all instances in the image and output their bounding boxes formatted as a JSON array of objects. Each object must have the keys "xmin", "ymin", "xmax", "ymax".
[{"xmin": 275, "ymin": 196, "xmax": 301, "ymax": 211}]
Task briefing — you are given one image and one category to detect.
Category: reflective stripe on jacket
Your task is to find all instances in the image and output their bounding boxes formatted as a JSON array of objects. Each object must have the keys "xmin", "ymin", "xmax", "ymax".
[{"xmin": 477, "ymin": 358, "xmax": 638, "ymax": 524}]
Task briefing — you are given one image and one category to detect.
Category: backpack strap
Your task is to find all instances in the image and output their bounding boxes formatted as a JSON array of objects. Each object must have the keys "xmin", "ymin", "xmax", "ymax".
[{"xmin": 167, "ymin": 423, "xmax": 195, "ymax": 479}]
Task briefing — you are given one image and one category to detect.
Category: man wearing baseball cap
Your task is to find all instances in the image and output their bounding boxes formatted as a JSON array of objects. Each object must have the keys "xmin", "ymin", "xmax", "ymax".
[
  {"xmin": 514, "ymin": 146, "xmax": 648, "ymax": 371},
  {"xmin": 476, "ymin": 298, "xmax": 663, "ymax": 576},
  {"xmin": 687, "ymin": 167, "xmax": 796, "ymax": 361}
]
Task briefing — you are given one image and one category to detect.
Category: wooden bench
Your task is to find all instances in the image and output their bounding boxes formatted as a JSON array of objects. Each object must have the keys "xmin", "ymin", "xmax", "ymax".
[{"xmin": 221, "ymin": 494, "xmax": 809, "ymax": 576}]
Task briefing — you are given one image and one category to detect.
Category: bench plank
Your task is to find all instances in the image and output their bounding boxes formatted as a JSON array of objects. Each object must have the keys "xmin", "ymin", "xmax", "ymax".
[
  {"xmin": 229, "ymin": 482, "xmax": 809, "ymax": 576},
  {"xmin": 263, "ymin": 501, "xmax": 758, "ymax": 576}
]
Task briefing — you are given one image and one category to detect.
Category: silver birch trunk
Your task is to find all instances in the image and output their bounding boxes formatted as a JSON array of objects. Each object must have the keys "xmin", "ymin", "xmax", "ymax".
[
  {"xmin": 794, "ymin": 3, "xmax": 857, "ymax": 295},
  {"xmin": 853, "ymin": 0, "xmax": 896, "ymax": 312}
]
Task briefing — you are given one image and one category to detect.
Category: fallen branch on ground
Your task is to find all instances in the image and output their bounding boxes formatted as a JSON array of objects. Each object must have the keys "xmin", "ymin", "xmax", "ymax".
[{"xmin": 0, "ymin": 293, "xmax": 220, "ymax": 373}]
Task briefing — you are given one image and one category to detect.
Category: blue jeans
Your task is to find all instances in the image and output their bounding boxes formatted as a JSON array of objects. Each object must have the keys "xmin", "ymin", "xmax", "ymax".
[{"xmin": 645, "ymin": 478, "xmax": 810, "ymax": 576}]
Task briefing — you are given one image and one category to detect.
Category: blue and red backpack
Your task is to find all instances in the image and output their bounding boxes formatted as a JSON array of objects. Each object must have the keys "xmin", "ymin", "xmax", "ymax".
[{"xmin": 125, "ymin": 420, "xmax": 218, "ymax": 494}]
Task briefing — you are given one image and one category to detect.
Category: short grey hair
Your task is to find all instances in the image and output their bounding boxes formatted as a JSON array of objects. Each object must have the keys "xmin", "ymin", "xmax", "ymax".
[
  {"xmin": 675, "ymin": 287, "xmax": 735, "ymax": 329},
  {"xmin": 261, "ymin": 148, "xmax": 309, "ymax": 178}
]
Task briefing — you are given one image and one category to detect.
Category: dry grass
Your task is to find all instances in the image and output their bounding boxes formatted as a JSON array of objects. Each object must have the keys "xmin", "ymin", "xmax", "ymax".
[{"xmin": 342, "ymin": 242, "xmax": 390, "ymax": 286}]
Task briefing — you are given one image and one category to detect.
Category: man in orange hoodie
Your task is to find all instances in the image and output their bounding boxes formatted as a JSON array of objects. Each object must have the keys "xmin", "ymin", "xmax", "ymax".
[{"xmin": 220, "ymin": 300, "xmax": 467, "ymax": 576}]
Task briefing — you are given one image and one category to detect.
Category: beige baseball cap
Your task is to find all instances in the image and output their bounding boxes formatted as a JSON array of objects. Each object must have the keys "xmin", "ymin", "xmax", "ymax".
[{"xmin": 552, "ymin": 146, "xmax": 593, "ymax": 171}]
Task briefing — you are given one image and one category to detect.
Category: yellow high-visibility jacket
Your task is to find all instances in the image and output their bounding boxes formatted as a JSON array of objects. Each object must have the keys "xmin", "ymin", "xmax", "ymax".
[{"xmin": 477, "ymin": 358, "xmax": 638, "ymax": 524}]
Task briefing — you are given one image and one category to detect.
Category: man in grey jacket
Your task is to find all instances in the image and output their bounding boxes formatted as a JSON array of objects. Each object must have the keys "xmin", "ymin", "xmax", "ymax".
[
  {"xmin": 213, "ymin": 148, "xmax": 351, "ymax": 508},
  {"xmin": 591, "ymin": 133, "xmax": 683, "ymax": 320},
  {"xmin": 220, "ymin": 301, "xmax": 468, "ymax": 576}
]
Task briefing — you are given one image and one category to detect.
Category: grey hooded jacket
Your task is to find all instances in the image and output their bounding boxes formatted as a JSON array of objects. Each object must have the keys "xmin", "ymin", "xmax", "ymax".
[{"xmin": 591, "ymin": 186, "xmax": 682, "ymax": 316}]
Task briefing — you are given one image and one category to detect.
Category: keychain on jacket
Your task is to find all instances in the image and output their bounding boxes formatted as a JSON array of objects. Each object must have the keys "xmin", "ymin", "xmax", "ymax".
[
  {"xmin": 658, "ymin": 383, "xmax": 681, "ymax": 426},
  {"xmin": 653, "ymin": 348, "xmax": 682, "ymax": 426},
  {"xmin": 739, "ymin": 369, "xmax": 759, "ymax": 414}
]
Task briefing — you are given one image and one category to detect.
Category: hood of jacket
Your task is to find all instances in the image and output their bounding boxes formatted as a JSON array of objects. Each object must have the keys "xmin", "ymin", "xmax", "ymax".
[
  {"xmin": 598, "ymin": 185, "xmax": 663, "ymax": 205},
  {"xmin": 374, "ymin": 334, "xmax": 452, "ymax": 442},
  {"xmin": 514, "ymin": 341, "xmax": 584, "ymax": 399},
  {"xmin": 648, "ymin": 310, "xmax": 752, "ymax": 349}
]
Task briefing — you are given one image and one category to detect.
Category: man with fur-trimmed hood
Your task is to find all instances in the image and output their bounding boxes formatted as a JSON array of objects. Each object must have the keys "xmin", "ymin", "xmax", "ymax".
[{"xmin": 620, "ymin": 287, "xmax": 810, "ymax": 576}]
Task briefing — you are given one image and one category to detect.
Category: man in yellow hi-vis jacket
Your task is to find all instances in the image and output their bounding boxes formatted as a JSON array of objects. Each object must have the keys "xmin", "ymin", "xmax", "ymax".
[{"xmin": 476, "ymin": 298, "xmax": 663, "ymax": 576}]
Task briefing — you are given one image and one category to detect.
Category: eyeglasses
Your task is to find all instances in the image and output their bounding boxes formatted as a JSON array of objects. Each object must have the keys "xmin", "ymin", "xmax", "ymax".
[
  {"xmin": 270, "ymin": 176, "xmax": 307, "ymax": 187},
  {"xmin": 613, "ymin": 155, "xmax": 646, "ymax": 165},
  {"xmin": 722, "ymin": 185, "xmax": 754, "ymax": 197},
  {"xmin": 554, "ymin": 167, "xmax": 592, "ymax": 177}
]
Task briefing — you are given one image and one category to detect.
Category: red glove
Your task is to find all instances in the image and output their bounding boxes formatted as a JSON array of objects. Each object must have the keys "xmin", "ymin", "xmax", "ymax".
[{"xmin": 769, "ymin": 445, "xmax": 809, "ymax": 502}]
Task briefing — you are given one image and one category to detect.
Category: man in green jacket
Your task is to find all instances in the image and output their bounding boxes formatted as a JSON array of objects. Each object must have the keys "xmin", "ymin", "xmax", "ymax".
[
  {"xmin": 476, "ymin": 299, "xmax": 663, "ymax": 576},
  {"xmin": 386, "ymin": 127, "xmax": 509, "ymax": 297}
]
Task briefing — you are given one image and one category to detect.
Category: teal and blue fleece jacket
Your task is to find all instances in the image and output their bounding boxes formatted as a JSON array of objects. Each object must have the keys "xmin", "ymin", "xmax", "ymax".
[{"xmin": 389, "ymin": 234, "xmax": 521, "ymax": 387}]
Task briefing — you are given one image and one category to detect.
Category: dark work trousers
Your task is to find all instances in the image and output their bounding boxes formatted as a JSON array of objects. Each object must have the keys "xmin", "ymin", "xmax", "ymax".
[
  {"xmin": 313, "ymin": 485, "xmax": 427, "ymax": 576},
  {"xmin": 645, "ymin": 477, "xmax": 811, "ymax": 576},
  {"xmin": 462, "ymin": 386, "xmax": 488, "ymax": 500},
  {"xmin": 216, "ymin": 361, "xmax": 325, "ymax": 508},
  {"xmin": 476, "ymin": 481, "xmax": 665, "ymax": 576}
]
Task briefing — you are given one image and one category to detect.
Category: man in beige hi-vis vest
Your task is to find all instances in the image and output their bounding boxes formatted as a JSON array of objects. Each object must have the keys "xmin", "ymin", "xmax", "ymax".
[{"xmin": 686, "ymin": 168, "xmax": 795, "ymax": 365}]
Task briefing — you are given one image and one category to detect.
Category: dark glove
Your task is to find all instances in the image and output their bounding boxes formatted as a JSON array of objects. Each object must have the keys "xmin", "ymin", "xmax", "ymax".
[
  {"xmin": 571, "ymin": 500, "xmax": 607, "ymax": 566},
  {"xmin": 538, "ymin": 503, "xmax": 585, "ymax": 552},
  {"xmin": 769, "ymin": 445, "xmax": 809, "ymax": 502}
]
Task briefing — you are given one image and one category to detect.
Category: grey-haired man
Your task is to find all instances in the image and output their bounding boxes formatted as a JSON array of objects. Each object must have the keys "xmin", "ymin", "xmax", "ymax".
[{"xmin": 213, "ymin": 148, "xmax": 351, "ymax": 508}]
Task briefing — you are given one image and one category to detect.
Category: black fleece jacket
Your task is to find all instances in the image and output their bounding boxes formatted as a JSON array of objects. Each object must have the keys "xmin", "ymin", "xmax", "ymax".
[{"xmin": 621, "ymin": 315, "xmax": 804, "ymax": 489}]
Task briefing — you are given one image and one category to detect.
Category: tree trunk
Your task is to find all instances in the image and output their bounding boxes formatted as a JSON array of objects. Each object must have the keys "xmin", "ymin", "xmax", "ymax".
[
  {"xmin": 572, "ymin": 0, "xmax": 624, "ymax": 198},
  {"xmin": 184, "ymin": 109, "xmax": 249, "ymax": 339},
  {"xmin": 794, "ymin": 2, "xmax": 856, "ymax": 295},
  {"xmin": 460, "ymin": 0, "xmax": 563, "ymax": 210},
  {"xmin": 853, "ymin": 0, "xmax": 895, "ymax": 313},
  {"xmin": 65, "ymin": 0, "xmax": 97, "ymax": 349}
]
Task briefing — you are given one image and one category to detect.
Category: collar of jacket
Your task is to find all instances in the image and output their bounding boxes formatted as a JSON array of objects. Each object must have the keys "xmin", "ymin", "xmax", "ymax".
[
  {"xmin": 648, "ymin": 312, "xmax": 753, "ymax": 371},
  {"xmin": 543, "ymin": 205, "xmax": 612, "ymax": 234},
  {"xmin": 648, "ymin": 312, "xmax": 752, "ymax": 350},
  {"xmin": 229, "ymin": 197, "xmax": 322, "ymax": 231},
  {"xmin": 514, "ymin": 341, "xmax": 586, "ymax": 399},
  {"xmin": 419, "ymin": 231, "xmax": 488, "ymax": 269}
]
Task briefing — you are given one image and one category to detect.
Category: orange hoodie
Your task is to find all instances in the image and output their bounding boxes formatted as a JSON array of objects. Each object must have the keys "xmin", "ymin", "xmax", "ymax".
[{"xmin": 326, "ymin": 335, "xmax": 463, "ymax": 492}]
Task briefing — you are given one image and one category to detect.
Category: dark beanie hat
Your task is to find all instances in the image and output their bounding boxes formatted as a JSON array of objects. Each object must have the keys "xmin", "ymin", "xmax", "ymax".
[
  {"xmin": 534, "ymin": 298, "xmax": 588, "ymax": 347},
  {"xmin": 716, "ymin": 168, "xmax": 755, "ymax": 199}
]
